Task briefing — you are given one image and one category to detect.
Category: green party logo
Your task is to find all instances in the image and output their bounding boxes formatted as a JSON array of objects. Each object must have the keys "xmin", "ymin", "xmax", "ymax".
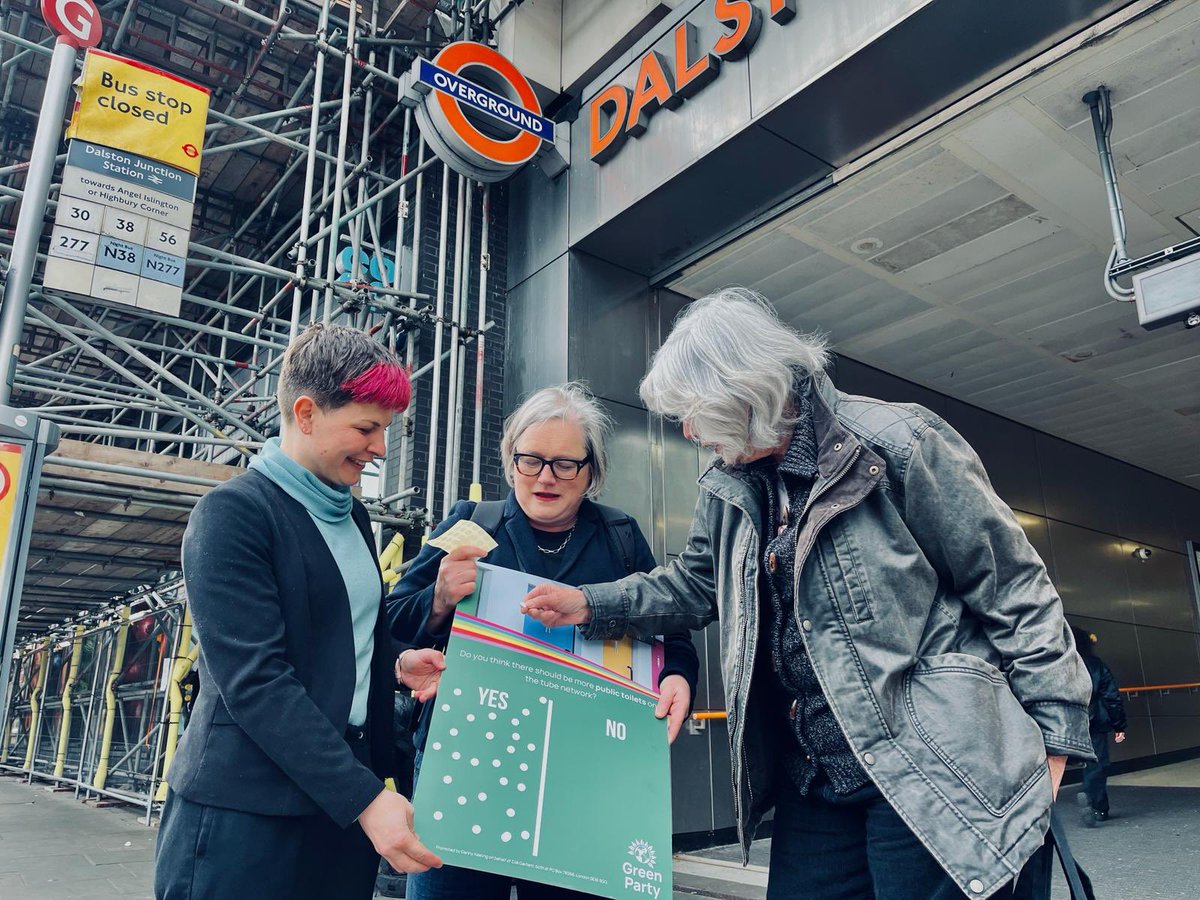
[{"xmin": 622, "ymin": 839, "xmax": 663, "ymax": 897}]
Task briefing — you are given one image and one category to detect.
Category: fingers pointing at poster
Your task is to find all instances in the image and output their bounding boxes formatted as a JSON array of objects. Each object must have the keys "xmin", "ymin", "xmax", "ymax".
[{"xmin": 520, "ymin": 584, "xmax": 591, "ymax": 626}]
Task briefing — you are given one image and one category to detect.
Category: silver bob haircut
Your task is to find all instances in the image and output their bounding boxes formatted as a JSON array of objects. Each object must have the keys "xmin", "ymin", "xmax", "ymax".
[
  {"xmin": 639, "ymin": 287, "xmax": 830, "ymax": 464},
  {"xmin": 500, "ymin": 382, "xmax": 612, "ymax": 499}
]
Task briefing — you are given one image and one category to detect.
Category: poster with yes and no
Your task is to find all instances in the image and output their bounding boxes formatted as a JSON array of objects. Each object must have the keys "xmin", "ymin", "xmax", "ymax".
[{"xmin": 413, "ymin": 564, "xmax": 672, "ymax": 899}]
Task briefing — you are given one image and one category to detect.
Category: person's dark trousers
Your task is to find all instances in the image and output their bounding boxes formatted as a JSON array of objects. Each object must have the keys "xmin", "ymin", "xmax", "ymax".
[
  {"xmin": 155, "ymin": 731, "xmax": 380, "ymax": 900},
  {"xmin": 1080, "ymin": 732, "xmax": 1111, "ymax": 814},
  {"xmin": 765, "ymin": 778, "xmax": 1016, "ymax": 900}
]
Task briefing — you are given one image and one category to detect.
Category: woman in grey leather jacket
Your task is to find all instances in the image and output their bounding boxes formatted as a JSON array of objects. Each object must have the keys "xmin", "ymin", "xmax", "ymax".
[{"xmin": 522, "ymin": 288, "xmax": 1094, "ymax": 900}]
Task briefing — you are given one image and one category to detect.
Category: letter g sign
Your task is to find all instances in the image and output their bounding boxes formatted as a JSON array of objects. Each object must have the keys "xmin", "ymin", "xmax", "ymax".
[{"xmin": 40, "ymin": 0, "xmax": 103, "ymax": 48}]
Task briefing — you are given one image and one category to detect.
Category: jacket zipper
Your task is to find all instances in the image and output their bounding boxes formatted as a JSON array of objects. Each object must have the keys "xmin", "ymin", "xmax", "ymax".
[
  {"xmin": 803, "ymin": 445, "xmax": 862, "ymax": 519},
  {"xmin": 731, "ymin": 533, "xmax": 757, "ymax": 857}
]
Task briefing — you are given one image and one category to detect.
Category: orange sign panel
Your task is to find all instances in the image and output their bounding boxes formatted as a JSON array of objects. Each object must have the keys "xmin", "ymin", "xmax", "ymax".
[
  {"xmin": 589, "ymin": 0, "xmax": 797, "ymax": 163},
  {"xmin": 0, "ymin": 442, "xmax": 26, "ymax": 562}
]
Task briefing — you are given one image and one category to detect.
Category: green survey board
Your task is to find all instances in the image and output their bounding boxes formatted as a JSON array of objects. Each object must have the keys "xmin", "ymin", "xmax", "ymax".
[{"xmin": 413, "ymin": 564, "xmax": 672, "ymax": 899}]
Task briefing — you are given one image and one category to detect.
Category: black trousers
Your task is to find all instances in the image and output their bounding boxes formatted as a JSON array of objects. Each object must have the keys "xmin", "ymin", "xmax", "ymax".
[
  {"xmin": 155, "ymin": 734, "xmax": 380, "ymax": 900},
  {"xmin": 764, "ymin": 778, "xmax": 1015, "ymax": 900},
  {"xmin": 1080, "ymin": 732, "xmax": 1111, "ymax": 814}
]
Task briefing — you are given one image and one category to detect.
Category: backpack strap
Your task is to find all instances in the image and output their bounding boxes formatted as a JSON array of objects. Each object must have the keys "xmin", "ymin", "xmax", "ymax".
[
  {"xmin": 591, "ymin": 502, "xmax": 638, "ymax": 576},
  {"xmin": 469, "ymin": 500, "xmax": 506, "ymax": 537}
]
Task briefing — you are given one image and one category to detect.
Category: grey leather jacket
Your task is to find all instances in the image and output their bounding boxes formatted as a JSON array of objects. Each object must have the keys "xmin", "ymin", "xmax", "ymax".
[{"xmin": 581, "ymin": 375, "xmax": 1093, "ymax": 898}]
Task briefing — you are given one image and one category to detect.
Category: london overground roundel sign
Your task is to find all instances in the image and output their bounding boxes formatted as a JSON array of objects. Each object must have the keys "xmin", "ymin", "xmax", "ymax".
[{"xmin": 410, "ymin": 42, "xmax": 554, "ymax": 183}]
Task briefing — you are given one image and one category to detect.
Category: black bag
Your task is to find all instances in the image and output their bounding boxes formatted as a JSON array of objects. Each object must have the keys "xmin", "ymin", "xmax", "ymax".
[{"xmin": 1011, "ymin": 809, "xmax": 1096, "ymax": 900}]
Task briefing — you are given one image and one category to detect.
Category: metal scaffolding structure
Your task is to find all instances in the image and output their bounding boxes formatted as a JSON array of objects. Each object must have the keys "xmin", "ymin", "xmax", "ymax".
[
  {"xmin": 0, "ymin": 0, "xmax": 508, "ymax": 806},
  {"xmin": 0, "ymin": 0, "xmax": 504, "ymax": 631}
]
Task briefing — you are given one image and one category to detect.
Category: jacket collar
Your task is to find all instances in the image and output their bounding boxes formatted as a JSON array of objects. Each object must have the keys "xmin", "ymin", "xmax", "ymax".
[
  {"xmin": 499, "ymin": 490, "xmax": 599, "ymax": 581},
  {"xmin": 699, "ymin": 373, "xmax": 864, "ymax": 514}
]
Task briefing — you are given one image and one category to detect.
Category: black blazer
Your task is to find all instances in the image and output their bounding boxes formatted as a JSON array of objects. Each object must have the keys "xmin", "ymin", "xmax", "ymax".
[{"xmin": 170, "ymin": 469, "xmax": 397, "ymax": 828}]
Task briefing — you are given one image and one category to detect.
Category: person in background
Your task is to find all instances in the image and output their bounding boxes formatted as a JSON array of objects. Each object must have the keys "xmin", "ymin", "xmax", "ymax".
[
  {"xmin": 155, "ymin": 324, "xmax": 443, "ymax": 900},
  {"xmin": 1072, "ymin": 626, "xmax": 1127, "ymax": 827},
  {"xmin": 387, "ymin": 382, "xmax": 700, "ymax": 900},
  {"xmin": 522, "ymin": 289, "xmax": 1095, "ymax": 900}
]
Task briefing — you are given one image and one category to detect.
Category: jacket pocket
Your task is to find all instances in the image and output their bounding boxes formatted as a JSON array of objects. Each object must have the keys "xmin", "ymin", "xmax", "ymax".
[
  {"xmin": 904, "ymin": 653, "xmax": 1046, "ymax": 817},
  {"xmin": 814, "ymin": 523, "xmax": 875, "ymax": 623}
]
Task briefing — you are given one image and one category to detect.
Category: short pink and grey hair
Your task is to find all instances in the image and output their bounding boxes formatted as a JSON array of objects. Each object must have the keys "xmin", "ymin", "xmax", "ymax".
[{"xmin": 278, "ymin": 323, "xmax": 410, "ymax": 421}]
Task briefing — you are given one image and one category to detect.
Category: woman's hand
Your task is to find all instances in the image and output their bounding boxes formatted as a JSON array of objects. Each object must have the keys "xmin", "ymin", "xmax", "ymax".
[
  {"xmin": 395, "ymin": 649, "xmax": 446, "ymax": 703},
  {"xmin": 1047, "ymin": 754, "xmax": 1067, "ymax": 799},
  {"xmin": 655, "ymin": 674, "xmax": 691, "ymax": 744},
  {"xmin": 358, "ymin": 789, "xmax": 442, "ymax": 873},
  {"xmin": 1114, "ymin": 732, "xmax": 1126, "ymax": 744},
  {"xmin": 520, "ymin": 584, "xmax": 591, "ymax": 626},
  {"xmin": 428, "ymin": 545, "xmax": 488, "ymax": 632}
]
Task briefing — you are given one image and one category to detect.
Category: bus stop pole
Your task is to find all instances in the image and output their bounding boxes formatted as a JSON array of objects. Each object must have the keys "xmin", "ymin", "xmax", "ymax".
[{"xmin": 0, "ymin": 37, "xmax": 80, "ymax": 404}]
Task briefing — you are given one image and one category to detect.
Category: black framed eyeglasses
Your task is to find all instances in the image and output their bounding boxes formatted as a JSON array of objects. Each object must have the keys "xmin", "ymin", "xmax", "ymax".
[{"xmin": 512, "ymin": 452, "xmax": 592, "ymax": 481}]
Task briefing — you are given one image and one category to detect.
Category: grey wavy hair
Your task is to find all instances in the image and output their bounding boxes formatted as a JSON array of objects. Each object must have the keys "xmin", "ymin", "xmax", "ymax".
[
  {"xmin": 639, "ymin": 287, "xmax": 830, "ymax": 464},
  {"xmin": 500, "ymin": 382, "xmax": 612, "ymax": 498}
]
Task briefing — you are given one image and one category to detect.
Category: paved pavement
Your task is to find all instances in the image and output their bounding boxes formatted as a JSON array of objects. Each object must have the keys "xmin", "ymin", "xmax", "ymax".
[{"xmin": 2, "ymin": 759, "xmax": 1197, "ymax": 898}]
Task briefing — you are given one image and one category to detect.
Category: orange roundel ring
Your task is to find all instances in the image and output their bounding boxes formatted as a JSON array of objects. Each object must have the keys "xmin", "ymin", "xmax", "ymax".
[{"xmin": 433, "ymin": 42, "xmax": 543, "ymax": 166}]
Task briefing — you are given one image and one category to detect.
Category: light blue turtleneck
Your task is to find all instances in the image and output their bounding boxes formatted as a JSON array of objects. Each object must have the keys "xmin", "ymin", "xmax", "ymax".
[{"xmin": 250, "ymin": 437, "xmax": 378, "ymax": 727}]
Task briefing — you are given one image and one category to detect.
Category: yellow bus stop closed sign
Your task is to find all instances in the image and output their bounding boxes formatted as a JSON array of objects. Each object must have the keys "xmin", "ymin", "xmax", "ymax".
[{"xmin": 67, "ymin": 50, "xmax": 210, "ymax": 176}]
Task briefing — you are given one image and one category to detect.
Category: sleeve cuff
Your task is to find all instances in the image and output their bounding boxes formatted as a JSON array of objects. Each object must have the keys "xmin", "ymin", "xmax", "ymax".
[
  {"xmin": 341, "ymin": 770, "xmax": 388, "ymax": 829},
  {"xmin": 580, "ymin": 583, "xmax": 628, "ymax": 641},
  {"xmin": 1027, "ymin": 700, "xmax": 1095, "ymax": 761}
]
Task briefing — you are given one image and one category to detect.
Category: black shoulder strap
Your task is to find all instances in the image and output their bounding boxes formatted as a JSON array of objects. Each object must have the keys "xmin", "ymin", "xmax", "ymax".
[
  {"xmin": 469, "ymin": 500, "xmax": 507, "ymax": 537},
  {"xmin": 592, "ymin": 503, "xmax": 637, "ymax": 576}
]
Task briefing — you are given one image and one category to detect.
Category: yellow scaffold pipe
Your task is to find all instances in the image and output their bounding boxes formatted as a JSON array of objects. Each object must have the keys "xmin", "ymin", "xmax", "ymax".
[
  {"xmin": 379, "ymin": 532, "xmax": 404, "ymax": 589},
  {"xmin": 52, "ymin": 625, "xmax": 85, "ymax": 778},
  {"xmin": 93, "ymin": 607, "xmax": 130, "ymax": 790},
  {"xmin": 155, "ymin": 605, "xmax": 196, "ymax": 801},
  {"xmin": 22, "ymin": 639, "xmax": 51, "ymax": 770}
]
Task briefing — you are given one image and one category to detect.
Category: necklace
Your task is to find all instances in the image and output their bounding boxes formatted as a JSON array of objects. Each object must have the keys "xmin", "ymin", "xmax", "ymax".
[{"xmin": 536, "ymin": 526, "xmax": 575, "ymax": 555}]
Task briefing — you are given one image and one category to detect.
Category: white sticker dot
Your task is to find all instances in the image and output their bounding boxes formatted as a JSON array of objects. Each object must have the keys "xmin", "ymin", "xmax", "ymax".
[
  {"xmin": 451, "ymin": 752, "xmax": 461, "ymax": 760},
  {"xmin": 522, "ymin": 708, "xmax": 530, "ymax": 716},
  {"xmin": 472, "ymin": 825, "xmax": 482, "ymax": 835},
  {"xmin": 432, "ymin": 742, "xmax": 442, "ymax": 751},
  {"xmin": 492, "ymin": 759, "xmax": 502, "ymax": 768},
  {"xmin": 441, "ymin": 704, "xmax": 450, "ymax": 712},
  {"xmin": 488, "ymin": 712, "xmax": 497, "ymax": 720},
  {"xmin": 453, "ymin": 688, "xmax": 463, "ymax": 696},
  {"xmin": 485, "ymin": 731, "xmax": 495, "ymax": 740},
  {"xmin": 477, "ymin": 792, "xmax": 488, "ymax": 801},
  {"xmin": 507, "ymin": 746, "xmax": 516, "ymax": 754},
  {"xmin": 512, "ymin": 733, "xmax": 520, "ymax": 741},
  {"xmin": 521, "ymin": 831, "xmax": 530, "ymax": 840},
  {"xmin": 458, "ymin": 796, "xmax": 467, "ymax": 805},
  {"xmin": 449, "ymin": 728, "xmax": 459, "ymax": 737},
  {"xmin": 470, "ymin": 758, "xmax": 480, "ymax": 767},
  {"xmin": 519, "ymin": 763, "xmax": 529, "ymax": 772},
  {"xmin": 433, "ymin": 811, "xmax": 443, "ymax": 820},
  {"xmin": 527, "ymin": 743, "xmax": 536, "ymax": 752},
  {"xmin": 506, "ymin": 808, "xmax": 516, "ymax": 817},
  {"xmin": 538, "ymin": 697, "xmax": 547, "ymax": 704},
  {"xmin": 466, "ymin": 714, "xmax": 476, "ymax": 722},
  {"xmin": 443, "ymin": 775, "xmax": 453, "ymax": 784},
  {"xmin": 517, "ymin": 783, "xmax": 527, "ymax": 792},
  {"xmin": 499, "ymin": 777, "xmax": 509, "ymax": 785},
  {"xmin": 502, "ymin": 832, "xmax": 512, "ymax": 842},
  {"xmin": 511, "ymin": 718, "xmax": 520, "ymax": 726}
]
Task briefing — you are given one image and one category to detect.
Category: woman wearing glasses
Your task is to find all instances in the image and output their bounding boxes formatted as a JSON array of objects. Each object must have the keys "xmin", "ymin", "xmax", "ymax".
[{"xmin": 386, "ymin": 382, "xmax": 699, "ymax": 900}]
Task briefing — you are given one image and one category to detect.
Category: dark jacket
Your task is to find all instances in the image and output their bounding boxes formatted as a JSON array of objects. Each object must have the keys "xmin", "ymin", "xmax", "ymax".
[
  {"xmin": 582, "ymin": 374, "xmax": 1094, "ymax": 899},
  {"xmin": 170, "ymin": 469, "xmax": 397, "ymax": 829},
  {"xmin": 387, "ymin": 492, "xmax": 699, "ymax": 746},
  {"xmin": 1082, "ymin": 654, "xmax": 1126, "ymax": 734}
]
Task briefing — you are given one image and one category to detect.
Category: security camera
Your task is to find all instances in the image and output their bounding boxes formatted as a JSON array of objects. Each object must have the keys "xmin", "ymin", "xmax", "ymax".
[{"xmin": 1132, "ymin": 547, "xmax": 1153, "ymax": 561}]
